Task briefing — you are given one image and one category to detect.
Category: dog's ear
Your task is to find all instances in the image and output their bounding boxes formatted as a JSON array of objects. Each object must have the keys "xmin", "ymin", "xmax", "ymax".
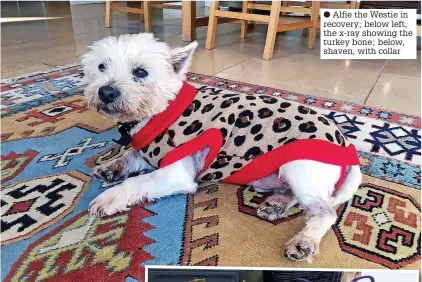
[{"xmin": 170, "ymin": 41, "xmax": 198, "ymax": 75}]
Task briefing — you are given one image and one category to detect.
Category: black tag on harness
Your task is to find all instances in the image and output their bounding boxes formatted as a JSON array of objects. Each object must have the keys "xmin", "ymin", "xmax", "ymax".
[{"xmin": 112, "ymin": 121, "xmax": 140, "ymax": 146}]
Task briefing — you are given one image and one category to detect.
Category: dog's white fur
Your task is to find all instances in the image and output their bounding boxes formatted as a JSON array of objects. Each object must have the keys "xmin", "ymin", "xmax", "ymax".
[
  {"xmin": 81, "ymin": 33, "xmax": 191, "ymax": 121},
  {"xmin": 82, "ymin": 33, "xmax": 362, "ymax": 263}
]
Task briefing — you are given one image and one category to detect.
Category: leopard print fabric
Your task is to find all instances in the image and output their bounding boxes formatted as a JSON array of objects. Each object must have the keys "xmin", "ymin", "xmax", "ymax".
[{"xmin": 138, "ymin": 84, "xmax": 350, "ymax": 183}]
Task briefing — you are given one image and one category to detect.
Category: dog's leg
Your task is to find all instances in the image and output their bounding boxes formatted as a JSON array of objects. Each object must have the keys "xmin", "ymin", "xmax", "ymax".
[
  {"xmin": 92, "ymin": 149, "xmax": 153, "ymax": 182},
  {"xmin": 284, "ymin": 209, "xmax": 336, "ymax": 263},
  {"xmin": 279, "ymin": 160, "xmax": 344, "ymax": 262},
  {"xmin": 329, "ymin": 165, "xmax": 362, "ymax": 207},
  {"xmin": 283, "ymin": 165, "xmax": 362, "ymax": 262},
  {"xmin": 89, "ymin": 158, "xmax": 197, "ymax": 216},
  {"xmin": 89, "ymin": 149, "xmax": 207, "ymax": 216}
]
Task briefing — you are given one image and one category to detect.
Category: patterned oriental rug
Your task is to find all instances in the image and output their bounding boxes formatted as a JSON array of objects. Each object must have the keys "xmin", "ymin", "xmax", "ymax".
[{"xmin": 1, "ymin": 65, "xmax": 420, "ymax": 282}]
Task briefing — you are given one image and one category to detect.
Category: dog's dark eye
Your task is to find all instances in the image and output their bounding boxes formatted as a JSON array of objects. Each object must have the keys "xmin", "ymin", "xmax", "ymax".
[
  {"xmin": 132, "ymin": 67, "xmax": 148, "ymax": 79},
  {"xmin": 98, "ymin": 64, "xmax": 106, "ymax": 72}
]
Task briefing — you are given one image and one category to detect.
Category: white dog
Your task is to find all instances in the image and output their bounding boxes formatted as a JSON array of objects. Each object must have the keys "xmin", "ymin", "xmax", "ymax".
[{"xmin": 81, "ymin": 33, "xmax": 362, "ymax": 263}]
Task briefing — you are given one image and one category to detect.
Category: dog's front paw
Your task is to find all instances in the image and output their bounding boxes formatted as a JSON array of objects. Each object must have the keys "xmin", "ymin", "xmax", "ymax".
[
  {"xmin": 284, "ymin": 233, "xmax": 319, "ymax": 263},
  {"xmin": 89, "ymin": 186, "xmax": 130, "ymax": 217},
  {"xmin": 92, "ymin": 161, "xmax": 125, "ymax": 183},
  {"xmin": 256, "ymin": 194, "xmax": 290, "ymax": 221}
]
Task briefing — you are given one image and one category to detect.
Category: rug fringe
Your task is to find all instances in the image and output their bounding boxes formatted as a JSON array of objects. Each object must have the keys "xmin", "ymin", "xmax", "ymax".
[{"xmin": 1, "ymin": 63, "xmax": 82, "ymax": 84}]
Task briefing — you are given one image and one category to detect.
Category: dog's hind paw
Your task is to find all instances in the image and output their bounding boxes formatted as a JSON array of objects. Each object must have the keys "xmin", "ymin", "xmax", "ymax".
[
  {"xmin": 256, "ymin": 194, "xmax": 292, "ymax": 221},
  {"xmin": 284, "ymin": 233, "xmax": 319, "ymax": 263}
]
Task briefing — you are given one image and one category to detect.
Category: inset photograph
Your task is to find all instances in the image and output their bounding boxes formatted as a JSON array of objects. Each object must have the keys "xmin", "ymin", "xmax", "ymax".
[{"xmin": 147, "ymin": 266, "xmax": 419, "ymax": 282}]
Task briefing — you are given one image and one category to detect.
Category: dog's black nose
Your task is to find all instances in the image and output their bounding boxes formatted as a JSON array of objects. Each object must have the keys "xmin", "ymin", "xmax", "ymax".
[{"xmin": 98, "ymin": 86, "xmax": 121, "ymax": 104}]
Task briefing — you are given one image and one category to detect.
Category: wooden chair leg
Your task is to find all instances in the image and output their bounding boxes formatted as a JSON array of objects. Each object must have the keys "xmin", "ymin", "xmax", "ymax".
[
  {"xmin": 263, "ymin": 1, "xmax": 281, "ymax": 60},
  {"xmin": 355, "ymin": 1, "xmax": 361, "ymax": 9},
  {"xmin": 240, "ymin": 0, "xmax": 248, "ymax": 39},
  {"xmin": 182, "ymin": 1, "xmax": 197, "ymax": 41},
  {"xmin": 143, "ymin": 0, "xmax": 152, "ymax": 32},
  {"xmin": 205, "ymin": 0, "xmax": 219, "ymax": 49},
  {"xmin": 140, "ymin": 1, "xmax": 144, "ymax": 23},
  {"xmin": 281, "ymin": 1, "xmax": 287, "ymax": 16},
  {"xmin": 105, "ymin": 0, "xmax": 112, "ymax": 28},
  {"xmin": 308, "ymin": 1, "xmax": 320, "ymax": 49},
  {"xmin": 248, "ymin": 0, "xmax": 256, "ymax": 28}
]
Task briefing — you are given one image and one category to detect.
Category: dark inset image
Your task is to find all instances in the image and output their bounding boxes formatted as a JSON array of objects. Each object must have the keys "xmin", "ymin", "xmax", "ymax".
[{"xmin": 147, "ymin": 268, "xmax": 364, "ymax": 282}]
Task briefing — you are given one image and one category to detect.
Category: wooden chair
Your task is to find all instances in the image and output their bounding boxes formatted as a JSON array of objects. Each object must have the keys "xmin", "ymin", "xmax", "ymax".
[
  {"xmin": 181, "ymin": 1, "xmax": 240, "ymax": 42},
  {"xmin": 205, "ymin": 1, "xmax": 321, "ymax": 60},
  {"xmin": 105, "ymin": 1, "xmax": 182, "ymax": 32},
  {"xmin": 282, "ymin": 1, "xmax": 360, "ymax": 10}
]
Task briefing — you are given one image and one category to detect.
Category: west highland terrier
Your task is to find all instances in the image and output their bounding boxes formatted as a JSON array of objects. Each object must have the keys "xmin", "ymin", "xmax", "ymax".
[{"xmin": 81, "ymin": 33, "xmax": 362, "ymax": 263}]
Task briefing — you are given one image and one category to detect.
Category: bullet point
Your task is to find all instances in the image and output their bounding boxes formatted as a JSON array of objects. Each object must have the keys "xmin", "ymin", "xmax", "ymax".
[{"xmin": 324, "ymin": 11, "xmax": 330, "ymax": 18}]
